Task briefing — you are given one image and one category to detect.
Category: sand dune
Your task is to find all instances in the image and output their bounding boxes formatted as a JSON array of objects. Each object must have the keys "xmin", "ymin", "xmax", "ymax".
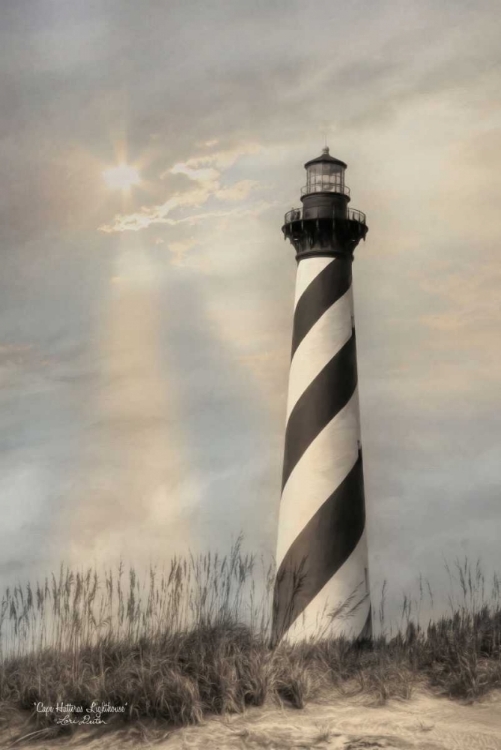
[
  {"xmin": 2, "ymin": 691, "xmax": 500, "ymax": 750},
  {"xmin": 161, "ymin": 691, "xmax": 501, "ymax": 750}
]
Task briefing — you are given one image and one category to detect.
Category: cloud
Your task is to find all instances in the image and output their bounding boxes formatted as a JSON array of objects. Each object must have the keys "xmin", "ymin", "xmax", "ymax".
[
  {"xmin": 2, "ymin": 0, "xmax": 501, "ymax": 613},
  {"xmin": 99, "ymin": 186, "xmax": 212, "ymax": 232},
  {"xmin": 168, "ymin": 239, "xmax": 197, "ymax": 266},
  {"xmin": 172, "ymin": 201, "xmax": 274, "ymax": 225},
  {"xmin": 215, "ymin": 180, "xmax": 260, "ymax": 202},
  {"xmin": 169, "ymin": 164, "xmax": 220, "ymax": 184},
  {"xmin": 100, "ymin": 143, "xmax": 264, "ymax": 233},
  {"xmin": 101, "ymin": 199, "xmax": 273, "ymax": 234},
  {"xmin": 171, "ymin": 143, "xmax": 262, "ymax": 172},
  {"xmin": 418, "ymin": 259, "xmax": 501, "ymax": 347}
]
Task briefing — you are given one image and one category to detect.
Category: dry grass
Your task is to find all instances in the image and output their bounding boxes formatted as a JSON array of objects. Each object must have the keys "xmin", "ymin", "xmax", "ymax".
[{"xmin": 0, "ymin": 547, "xmax": 500, "ymax": 739}]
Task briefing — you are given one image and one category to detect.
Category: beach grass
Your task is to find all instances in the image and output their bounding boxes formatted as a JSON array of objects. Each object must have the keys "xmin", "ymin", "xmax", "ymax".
[{"xmin": 0, "ymin": 543, "xmax": 500, "ymax": 737}]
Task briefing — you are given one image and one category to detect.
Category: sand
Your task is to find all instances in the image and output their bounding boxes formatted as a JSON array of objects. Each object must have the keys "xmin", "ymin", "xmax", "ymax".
[{"xmin": 2, "ymin": 690, "xmax": 500, "ymax": 750}]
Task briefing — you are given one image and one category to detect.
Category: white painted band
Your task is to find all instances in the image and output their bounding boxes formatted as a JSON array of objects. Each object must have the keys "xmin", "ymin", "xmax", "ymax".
[
  {"xmin": 293, "ymin": 257, "xmax": 334, "ymax": 309},
  {"xmin": 283, "ymin": 529, "xmax": 370, "ymax": 642},
  {"xmin": 276, "ymin": 388, "xmax": 361, "ymax": 568},
  {"xmin": 286, "ymin": 286, "xmax": 353, "ymax": 420}
]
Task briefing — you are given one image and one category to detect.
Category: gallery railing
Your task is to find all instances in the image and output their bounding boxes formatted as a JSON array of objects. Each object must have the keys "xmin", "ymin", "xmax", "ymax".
[{"xmin": 284, "ymin": 206, "xmax": 367, "ymax": 225}]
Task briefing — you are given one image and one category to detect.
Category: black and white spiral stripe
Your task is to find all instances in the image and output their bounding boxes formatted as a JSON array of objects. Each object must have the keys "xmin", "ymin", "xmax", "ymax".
[{"xmin": 273, "ymin": 256, "xmax": 372, "ymax": 644}]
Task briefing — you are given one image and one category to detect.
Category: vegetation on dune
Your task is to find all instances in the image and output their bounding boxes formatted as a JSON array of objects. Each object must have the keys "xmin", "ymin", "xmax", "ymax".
[{"xmin": 0, "ymin": 543, "xmax": 500, "ymax": 740}]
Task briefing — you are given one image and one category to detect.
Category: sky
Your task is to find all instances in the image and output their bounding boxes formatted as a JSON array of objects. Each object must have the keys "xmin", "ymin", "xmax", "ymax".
[{"xmin": 0, "ymin": 0, "xmax": 500, "ymax": 628}]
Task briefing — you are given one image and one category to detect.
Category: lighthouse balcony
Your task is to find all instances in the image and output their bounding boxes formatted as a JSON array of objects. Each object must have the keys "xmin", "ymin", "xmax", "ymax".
[{"xmin": 284, "ymin": 206, "xmax": 366, "ymax": 226}]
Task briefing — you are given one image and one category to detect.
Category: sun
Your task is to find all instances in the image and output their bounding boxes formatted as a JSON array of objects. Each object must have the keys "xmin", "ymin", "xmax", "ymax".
[{"xmin": 103, "ymin": 164, "xmax": 141, "ymax": 191}]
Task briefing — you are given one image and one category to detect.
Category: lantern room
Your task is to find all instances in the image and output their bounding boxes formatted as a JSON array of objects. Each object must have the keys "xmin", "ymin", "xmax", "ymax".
[
  {"xmin": 282, "ymin": 147, "xmax": 368, "ymax": 257},
  {"xmin": 302, "ymin": 147, "xmax": 349, "ymax": 197}
]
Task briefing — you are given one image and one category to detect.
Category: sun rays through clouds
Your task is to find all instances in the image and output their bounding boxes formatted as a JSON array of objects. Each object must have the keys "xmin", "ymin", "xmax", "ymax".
[{"xmin": 99, "ymin": 142, "xmax": 271, "ymax": 234}]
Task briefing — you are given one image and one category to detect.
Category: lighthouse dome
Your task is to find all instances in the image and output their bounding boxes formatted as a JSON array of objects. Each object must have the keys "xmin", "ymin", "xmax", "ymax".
[{"xmin": 304, "ymin": 146, "xmax": 347, "ymax": 170}]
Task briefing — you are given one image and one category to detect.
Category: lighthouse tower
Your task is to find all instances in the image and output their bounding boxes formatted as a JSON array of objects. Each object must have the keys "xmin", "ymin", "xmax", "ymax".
[{"xmin": 272, "ymin": 148, "xmax": 371, "ymax": 644}]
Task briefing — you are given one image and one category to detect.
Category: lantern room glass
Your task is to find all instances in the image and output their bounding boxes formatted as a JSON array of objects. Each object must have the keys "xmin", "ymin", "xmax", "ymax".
[{"xmin": 306, "ymin": 161, "xmax": 345, "ymax": 194}]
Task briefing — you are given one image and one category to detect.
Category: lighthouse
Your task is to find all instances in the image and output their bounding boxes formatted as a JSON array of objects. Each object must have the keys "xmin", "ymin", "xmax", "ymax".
[{"xmin": 272, "ymin": 148, "xmax": 372, "ymax": 644}]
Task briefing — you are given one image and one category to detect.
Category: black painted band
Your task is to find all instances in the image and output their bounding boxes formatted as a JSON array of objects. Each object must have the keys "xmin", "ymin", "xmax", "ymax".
[
  {"xmin": 273, "ymin": 451, "xmax": 366, "ymax": 642},
  {"xmin": 291, "ymin": 258, "xmax": 352, "ymax": 360},
  {"xmin": 282, "ymin": 331, "xmax": 358, "ymax": 490}
]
